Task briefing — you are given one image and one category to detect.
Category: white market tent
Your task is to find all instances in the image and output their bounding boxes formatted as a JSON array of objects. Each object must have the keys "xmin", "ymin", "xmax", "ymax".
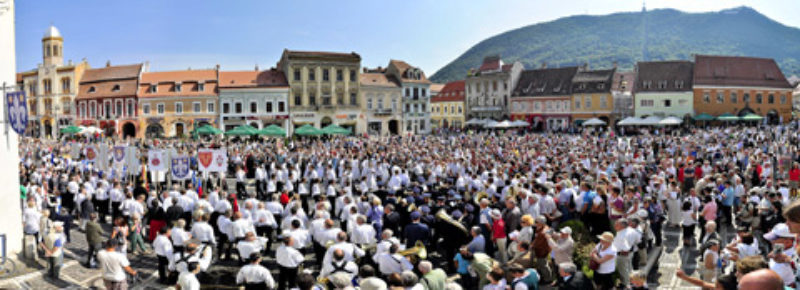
[
  {"xmin": 617, "ymin": 116, "xmax": 639, "ymax": 126},
  {"xmin": 510, "ymin": 120, "xmax": 530, "ymax": 127},
  {"xmin": 659, "ymin": 116, "xmax": 683, "ymax": 126},
  {"xmin": 487, "ymin": 120, "xmax": 513, "ymax": 129},
  {"xmin": 639, "ymin": 116, "xmax": 663, "ymax": 126},
  {"xmin": 465, "ymin": 118, "xmax": 486, "ymax": 125},
  {"xmin": 582, "ymin": 118, "xmax": 607, "ymax": 126}
]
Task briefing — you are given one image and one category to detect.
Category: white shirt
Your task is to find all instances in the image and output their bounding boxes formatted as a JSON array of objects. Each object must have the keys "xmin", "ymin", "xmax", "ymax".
[
  {"xmin": 595, "ymin": 245, "xmax": 618, "ymax": 274},
  {"xmin": 172, "ymin": 227, "xmax": 190, "ymax": 246},
  {"xmin": 237, "ymin": 240, "xmax": 263, "ymax": 259},
  {"xmin": 22, "ymin": 208, "xmax": 41, "ymax": 234},
  {"xmin": 190, "ymin": 222, "xmax": 216, "ymax": 245},
  {"xmin": 97, "ymin": 250, "xmax": 130, "ymax": 282},
  {"xmin": 276, "ymin": 244, "xmax": 305, "ymax": 268},
  {"xmin": 352, "ymin": 224, "xmax": 376, "ymax": 246},
  {"xmin": 236, "ymin": 264, "xmax": 275, "ymax": 288},
  {"xmin": 231, "ymin": 218, "xmax": 255, "ymax": 239},
  {"xmin": 287, "ymin": 228, "xmax": 312, "ymax": 249},
  {"xmin": 177, "ymin": 272, "xmax": 200, "ymax": 290},
  {"xmin": 375, "ymin": 253, "xmax": 413, "ymax": 275},
  {"xmin": 153, "ymin": 234, "xmax": 173, "ymax": 257},
  {"xmin": 323, "ymin": 242, "xmax": 364, "ymax": 267},
  {"xmin": 319, "ymin": 260, "xmax": 358, "ymax": 280}
]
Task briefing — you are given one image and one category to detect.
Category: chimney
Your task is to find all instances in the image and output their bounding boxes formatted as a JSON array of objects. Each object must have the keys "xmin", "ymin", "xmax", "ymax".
[
  {"xmin": 106, "ymin": 60, "xmax": 111, "ymax": 67},
  {"xmin": 255, "ymin": 64, "xmax": 259, "ymax": 71},
  {"xmin": 613, "ymin": 61, "xmax": 618, "ymax": 69},
  {"xmin": 187, "ymin": 67, "xmax": 192, "ymax": 71},
  {"xmin": 68, "ymin": 60, "xmax": 73, "ymax": 66},
  {"xmin": 581, "ymin": 62, "xmax": 589, "ymax": 71},
  {"xmin": 541, "ymin": 62, "xmax": 547, "ymax": 69},
  {"xmin": 215, "ymin": 64, "xmax": 220, "ymax": 71}
]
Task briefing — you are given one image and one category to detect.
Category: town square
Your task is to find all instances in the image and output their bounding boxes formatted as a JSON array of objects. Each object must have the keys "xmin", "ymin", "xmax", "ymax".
[{"xmin": 2, "ymin": 1, "xmax": 800, "ymax": 289}]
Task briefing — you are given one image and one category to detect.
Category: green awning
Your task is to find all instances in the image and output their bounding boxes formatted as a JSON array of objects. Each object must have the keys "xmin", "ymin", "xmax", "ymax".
[
  {"xmin": 741, "ymin": 113, "xmax": 763, "ymax": 121},
  {"xmin": 716, "ymin": 113, "xmax": 740, "ymax": 121},
  {"xmin": 193, "ymin": 124, "xmax": 223, "ymax": 135},
  {"xmin": 257, "ymin": 124, "xmax": 286, "ymax": 136},
  {"xmin": 692, "ymin": 113, "xmax": 714, "ymax": 121},
  {"xmin": 225, "ymin": 125, "xmax": 258, "ymax": 136},
  {"xmin": 321, "ymin": 124, "xmax": 352, "ymax": 135},
  {"xmin": 60, "ymin": 125, "xmax": 82, "ymax": 134},
  {"xmin": 294, "ymin": 124, "xmax": 323, "ymax": 136}
]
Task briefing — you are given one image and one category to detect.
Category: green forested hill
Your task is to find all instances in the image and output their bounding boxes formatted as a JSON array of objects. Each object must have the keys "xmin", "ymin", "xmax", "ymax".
[{"xmin": 430, "ymin": 6, "xmax": 800, "ymax": 83}]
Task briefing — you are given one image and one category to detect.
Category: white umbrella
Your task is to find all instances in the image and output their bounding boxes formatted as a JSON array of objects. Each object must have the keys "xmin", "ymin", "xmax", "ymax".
[
  {"xmin": 582, "ymin": 118, "xmax": 606, "ymax": 126},
  {"xmin": 640, "ymin": 116, "xmax": 663, "ymax": 126},
  {"xmin": 484, "ymin": 120, "xmax": 498, "ymax": 128},
  {"xmin": 465, "ymin": 118, "xmax": 485, "ymax": 125},
  {"xmin": 617, "ymin": 116, "xmax": 639, "ymax": 126},
  {"xmin": 510, "ymin": 120, "xmax": 530, "ymax": 127},
  {"xmin": 659, "ymin": 116, "xmax": 683, "ymax": 125},
  {"xmin": 487, "ymin": 120, "xmax": 513, "ymax": 128}
]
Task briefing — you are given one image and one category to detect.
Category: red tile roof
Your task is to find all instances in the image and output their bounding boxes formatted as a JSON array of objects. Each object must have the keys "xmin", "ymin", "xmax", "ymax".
[
  {"xmin": 138, "ymin": 70, "xmax": 218, "ymax": 98},
  {"xmin": 431, "ymin": 80, "xmax": 465, "ymax": 103},
  {"xmin": 80, "ymin": 64, "xmax": 142, "ymax": 83},
  {"xmin": 218, "ymin": 69, "xmax": 288, "ymax": 88},
  {"xmin": 77, "ymin": 64, "xmax": 143, "ymax": 100},
  {"xmin": 693, "ymin": 55, "xmax": 792, "ymax": 89},
  {"xmin": 359, "ymin": 73, "xmax": 400, "ymax": 88},
  {"xmin": 478, "ymin": 56, "xmax": 502, "ymax": 72},
  {"xmin": 388, "ymin": 59, "xmax": 430, "ymax": 84}
]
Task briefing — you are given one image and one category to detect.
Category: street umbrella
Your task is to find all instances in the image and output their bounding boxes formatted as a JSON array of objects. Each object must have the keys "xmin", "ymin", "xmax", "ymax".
[
  {"xmin": 692, "ymin": 113, "xmax": 714, "ymax": 121},
  {"xmin": 465, "ymin": 118, "xmax": 485, "ymax": 125},
  {"xmin": 510, "ymin": 120, "xmax": 530, "ymax": 127},
  {"xmin": 321, "ymin": 124, "xmax": 352, "ymax": 135},
  {"xmin": 741, "ymin": 114, "xmax": 763, "ymax": 121},
  {"xmin": 258, "ymin": 124, "xmax": 287, "ymax": 136},
  {"xmin": 225, "ymin": 125, "xmax": 258, "ymax": 136},
  {"xmin": 716, "ymin": 113, "xmax": 739, "ymax": 122},
  {"xmin": 294, "ymin": 124, "xmax": 323, "ymax": 136},
  {"xmin": 582, "ymin": 118, "xmax": 606, "ymax": 126},
  {"xmin": 659, "ymin": 116, "xmax": 683, "ymax": 126},
  {"xmin": 60, "ymin": 125, "xmax": 82, "ymax": 134},
  {"xmin": 617, "ymin": 116, "xmax": 639, "ymax": 126},
  {"xmin": 193, "ymin": 124, "xmax": 222, "ymax": 135}
]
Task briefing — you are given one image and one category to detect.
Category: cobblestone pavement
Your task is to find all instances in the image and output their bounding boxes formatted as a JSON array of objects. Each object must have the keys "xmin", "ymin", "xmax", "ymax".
[{"xmin": 651, "ymin": 222, "xmax": 736, "ymax": 289}]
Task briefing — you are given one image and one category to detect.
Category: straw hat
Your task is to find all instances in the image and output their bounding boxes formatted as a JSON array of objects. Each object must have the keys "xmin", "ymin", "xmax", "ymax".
[{"xmin": 597, "ymin": 232, "xmax": 614, "ymax": 242}]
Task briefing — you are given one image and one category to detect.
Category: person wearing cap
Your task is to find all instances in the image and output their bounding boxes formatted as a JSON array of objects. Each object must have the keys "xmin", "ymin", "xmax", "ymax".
[
  {"xmin": 276, "ymin": 235, "xmax": 305, "ymax": 290},
  {"xmin": 764, "ymin": 223, "xmax": 798, "ymax": 287},
  {"xmin": 591, "ymin": 232, "xmax": 617, "ymax": 290},
  {"xmin": 403, "ymin": 210, "xmax": 430, "ymax": 248},
  {"xmin": 236, "ymin": 253, "xmax": 276, "ymax": 290},
  {"xmin": 40, "ymin": 221, "xmax": 66, "ymax": 280},
  {"xmin": 546, "ymin": 226, "xmax": 574, "ymax": 265},
  {"xmin": 97, "ymin": 238, "xmax": 137, "ymax": 290}
]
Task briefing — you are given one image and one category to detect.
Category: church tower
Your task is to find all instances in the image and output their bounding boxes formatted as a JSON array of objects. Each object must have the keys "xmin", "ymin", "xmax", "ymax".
[
  {"xmin": 42, "ymin": 25, "xmax": 63, "ymax": 66},
  {"xmin": 640, "ymin": 1, "xmax": 648, "ymax": 61}
]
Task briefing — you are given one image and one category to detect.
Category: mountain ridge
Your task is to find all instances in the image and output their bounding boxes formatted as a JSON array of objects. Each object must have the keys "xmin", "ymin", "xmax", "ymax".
[{"xmin": 430, "ymin": 6, "xmax": 800, "ymax": 83}]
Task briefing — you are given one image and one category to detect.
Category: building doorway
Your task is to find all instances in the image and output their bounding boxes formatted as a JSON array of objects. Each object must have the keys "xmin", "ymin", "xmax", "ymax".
[
  {"xmin": 122, "ymin": 122, "xmax": 136, "ymax": 139},
  {"xmin": 146, "ymin": 124, "xmax": 164, "ymax": 138},
  {"xmin": 320, "ymin": 116, "xmax": 333, "ymax": 128},
  {"xmin": 388, "ymin": 120, "xmax": 399, "ymax": 135},
  {"xmin": 175, "ymin": 123, "xmax": 185, "ymax": 138},
  {"xmin": 44, "ymin": 120, "xmax": 52, "ymax": 137},
  {"xmin": 766, "ymin": 109, "xmax": 779, "ymax": 125}
]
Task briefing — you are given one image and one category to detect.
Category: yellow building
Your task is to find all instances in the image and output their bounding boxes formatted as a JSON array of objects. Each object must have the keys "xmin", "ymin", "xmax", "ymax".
[
  {"xmin": 137, "ymin": 69, "xmax": 219, "ymax": 138},
  {"xmin": 431, "ymin": 80, "xmax": 466, "ymax": 129},
  {"xmin": 571, "ymin": 68, "xmax": 616, "ymax": 125}
]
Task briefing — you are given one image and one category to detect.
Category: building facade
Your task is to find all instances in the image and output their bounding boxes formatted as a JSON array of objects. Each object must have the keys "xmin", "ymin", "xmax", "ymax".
[
  {"xmin": 75, "ymin": 63, "xmax": 145, "ymax": 138},
  {"xmin": 633, "ymin": 61, "xmax": 694, "ymax": 118},
  {"xmin": 431, "ymin": 80, "xmax": 465, "ymax": 129},
  {"xmin": 18, "ymin": 26, "xmax": 89, "ymax": 138},
  {"xmin": 511, "ymin": 67, "xmax": 577, "ymax": 131},
  {"xmin": 465, "ymin": 55, "xmax": 523, "ymax": 120},
  {"xmin": 611, "ymin": 70, "xmax": 635, "ymax": 120},
  {"xmin": 218, "ymin": 69, "xmax": 289, "ymax": 131},
  {"xmin": 385, "ymin": 60, "xmax": 431, "ymax": 135},
  {"xmin": 571, "ymin": 68, "xmax": 616, "ymax": 125},
  {"xmin": 279, "ymin": 50, "xmax": 363, "ymax": 134},
  {"xmin": 360, "ymin": 69, "xmax": 402, "ymax": 136},
  {"xmin": 137, "ymin": 69, "xmax": 219, "ymax": 138},
  {"xmin": 693, "ymin": 55, "xmax": 793, "ymax": 124}
]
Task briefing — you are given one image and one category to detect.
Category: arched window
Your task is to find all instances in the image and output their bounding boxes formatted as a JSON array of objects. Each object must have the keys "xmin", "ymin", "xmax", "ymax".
[
  {"xmin": 88, "ymin": 86, "xmax": 96, "ymax": 93},
  {"xmin": 45, "ymin": 45, "xmax": 51, "ymax": 57},
  {"xmin": 112, "ymin": 85, "xmax": 121, "ymax": 92},
  {"xmin": 61, "ymin": 77, "xmax": 71, "ymax": 93},
  {"xmin": 53, "ymin": 45, "xmax": 58, "ymax": 56}
]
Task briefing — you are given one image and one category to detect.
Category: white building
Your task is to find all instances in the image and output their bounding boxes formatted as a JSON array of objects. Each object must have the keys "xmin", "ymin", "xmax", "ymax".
[
  {"xmin": 385, "ymin": 60, "xmax": 431, "ymax": 135},
  {"xmin": 218, "ymin": 69, "xmax": 290, "ymax": 131},
  {"xmin": 360, "ymin": 69, "xmax": 403, "ymax": 136},
  {"xmin": 465, "ymin": 55, "xmax": 523, "ymax": 120}
]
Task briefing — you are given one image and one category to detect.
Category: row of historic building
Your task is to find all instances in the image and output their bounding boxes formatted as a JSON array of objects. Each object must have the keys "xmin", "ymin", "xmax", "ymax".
[{"xmin": 16, "ymin": 26, "xmax": 798, "ymax": 138}]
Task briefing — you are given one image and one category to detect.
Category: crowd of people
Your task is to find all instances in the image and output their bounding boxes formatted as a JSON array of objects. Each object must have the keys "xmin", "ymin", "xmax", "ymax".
[{"xmin": 16, "ymin": 123, "xmax": 800, "ymax": 290}]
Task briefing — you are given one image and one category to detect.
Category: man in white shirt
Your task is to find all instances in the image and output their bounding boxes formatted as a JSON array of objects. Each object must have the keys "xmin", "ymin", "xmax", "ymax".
[
  {"xmin": 236, "ymin": 253, "xmax": 276, "ymax": 289},
  {"xmin": 375, "ymin": 242, "xmax": 413, "ymax": 277},
  {"xmin": 276, "ymin": 236, "xmax": 305, "ymax": 289},
  {"xmin": 97, "ymin": 239, "xmax": 137, "ymax": 290},
  {"xmin": 351, "ymin": 215, "xmax": 376, "ymax": 247},
  {"xmin": 190, "ymin": 214, "xmax": 216, "ymax": 246},
  {"xmin": 176, "ymin": 261, "xmax": 201, "ymax": 290},
  {"xmin": 236, "ymin": 232, "xmax": 265, "ymax": 265},
  {"xmin": 323, "ymin": 231, "xmax": 364, "ymax": 268},
  {"xmin": 286, "ymin": 219, "xmax": 312, "ymax": 250},
  {"xmin": 613, "ymin": 219, "xmax": 633, "ymax": 287},
  {"xmin": 153, "ymin": 227, "xmax": 173, "ymax": 284},
  {"xmin": 319, "ymin": 248, "xmax": 359, "ymax": 282}
]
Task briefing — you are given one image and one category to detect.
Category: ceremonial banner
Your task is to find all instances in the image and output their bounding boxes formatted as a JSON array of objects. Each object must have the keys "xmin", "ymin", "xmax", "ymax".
[
  {"xmin": 6, "ymin": 91, "xmax": 28, "ymax": 135},
  {"xmin": 113, "ymin": 146, "xmax": 126, "ymax": 164},
  {"xmin": 85, "ymin": 145, "xmax": 99, "ymax": 163},
  {"xmin": 148, "ymin": 150, "xmax": 166, "ymax": 171},
  {"xmin": 70, "ymin": 143, "xmax": 81, "ymax": 160},
  {"xmin": 96, "ymin": 144, "xmax": 110, "ymax": 172},
  {"xmin": 125, "ymin": 146, "xmax": 140, "ymax": 173},
  {"xmin": 171, "ymin": 155, "xmax": 191, "ymax": 180},
  {"xmin": 197, "ymin": 149, "xmax": 227, "ymax": 172}
]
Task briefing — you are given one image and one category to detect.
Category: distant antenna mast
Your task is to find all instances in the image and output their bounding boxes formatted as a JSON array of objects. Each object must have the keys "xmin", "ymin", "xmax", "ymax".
[{"xmin": 641, "ymin": 0, "xmax": 648, "ymax": 61}]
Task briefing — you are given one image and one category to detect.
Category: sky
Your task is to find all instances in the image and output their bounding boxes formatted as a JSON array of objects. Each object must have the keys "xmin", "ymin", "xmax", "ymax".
[{"xmin": 14, "ymin": 0, "xmax": 800, "ymax": 76}]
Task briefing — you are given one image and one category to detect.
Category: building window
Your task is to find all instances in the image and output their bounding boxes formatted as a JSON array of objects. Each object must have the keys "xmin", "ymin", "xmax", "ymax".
[
  {"xmin": 458, "ymin": 106, "xmax": 462, "ymax": 113},
  {"xmin": 157, "ymin": 103, "xmax": 165, "ymax": 115},
  {"xmin": 150, "ymin": 85, "xmax": 157, "ymax": 93},
  {"xmin": 250, "ymin": 102, "xmax": 257, "ymax": 113},
  {"xmin": 640, "ymin": 100, "xmax": 654, "ymax": 107},
  {"xmin": 175, "ymin": 83, "xmax": 182, "ymax": 92},
  {"xmin": 367, "ymin": 98, "xmax": 372, "ymax": 110},
  {"xmin": 743, "ymin": 93, "xmax": 750, "ymax": 103},
  {"xmin": 294, "ymin": 69, "xmax": 301, "ymax": 81},
  {"xmin": 504, "ymin": 82, "xmax": 508, "ymax": 90},
  {"xmin": 176, "ymin": 102, "xmax": 183, "ymax": 114},
  {"xmin": 731, "ymin": 92, "xmax": 737, "ymax": 103},
  {"xmin": 79, "ymin": 103, "xmax": 86, "ymax": 118},
  {"xmin": 322, "ymin": 69, "xmax": 330, "ymax": 81},
  {"xmin": 223, "ymin": 103, "xmax": 230, "ymax": 114},
  {"xmin": 336, "ymin": 69, "xmax": 343, "ymax": 81},
  {"xmin": 768, "ymin": 94, "xmax": 775, "ymax": 104},
  {"xmin": 419, "ymin": 120, "xmax": 425, "ymax": 131},
  {"xmin": 266, "ymin": 101, "xmax": 273, "ymax": 113},
  {"xmin": 349, "ymin": 70, "xmax": 355, "ymax": 82},
  {"xmin": 584, "ymin": 96, "xmax": 591, "ymax": 108},
  {"xmin": 116, "ymin": 101, "xmax": 122, "ymax": 117},
  {"xmin": 600, "ymin": 97, "xmax": 607, "ymax": 108},
  {"xmin": 657, "ymin": 81, "xmax": 667, "ymax": 89},
  {"xmin": 716, "ymin": 92, "xmax": 724, "ymax": 104},
  {"xmin": 413, "ymin": 88, "xmax": 419, "ymax": 98},
  {"xmin": 392, "ymin": 99, "xmax": 397, "ymax": 111},
  {"xmin": 207, "ymin": 102, "xmax": 215, "ymax": 113},
  {"xmin": 443, "ymin": 106, "xmax": 448, "ymax": 113},
  {"xmin": 450, "ymin": 105, "xmax": 455, "ymax": 114},
  {"xmin": 61, "ymin": 78, "xmax": 71, "ymax": 93},
  {"xmin": 193, "ymin": 102, "xmax": 201, "ymax": 112},
  {"xmin": 407, "ymin": 121, "xmax": 412, "ymax": 131},
  {"xmin": 308, "ymin": 69, "xmax": 315, "ymax": 81},
  {"xmin": 405, "ymin": 88, "xmax": 410, "ymax": 97},
  {"xmin": 141, "ymin": 103, "xmax": 150, "ymax": 115},
  {"xmin": 492, "ymin": 81, "xmax": 498, "ymax": 92},
  {"xmin": 643, "ymin": 81, "xmax": 652, "ymax": 89},
  {"xmin": 127, "ymin": 101, "xmax": 134, "ymax": 117},
  {"xmin": 535, "ymin": 102, "xmax": 541, "ymax": 111},
  {"xmin": 198, "ymin": 83, "xmax": 205, "ymax": 91},
  {"xmin": 309, "ymin": 93, "xmax": 316, "ymax": 106},
  {"xmin": 350, "ymin": 93, "xmax": 357, "ymax": 105},
  {"xmin": 29, "ymin": 83, "xmax": 37, "ymax": 96},
  {"xmin": 405, "ymin": 104, "xmax": 410, "ymax": 113},
  {"xmin": 42, "ymin": 79, "xmax": 52, "ymax": 94},
  {"xmin": 89, "ymin": 102, "xmax": 96, "ymax": 117},
  {"xmin": 104, "ymin": 102, "xmax": 111, "ymax": 118},
  {"xmin": 278, "ymin": 101, "xmax": 285, "ymax": 112},
  {"xmin": 756, "ymin": 93, "xmax": 763, "ymax": 104},
  {"xmin": 675, "ymin": 81, "xmax": 684, "ymax": 89},
  {"xmin": 703, "ymin": 93, "xmax": 710, "ymax": 103},
  {"xmin": 780, "ymin": 94, "xmax": 787, "ymax": 104},
  {"xmin": 112, "ymin": 85, "xmax": 120, "ymax": 92},
  {"xmin": 323, "ymin": 95, "xmax": 332, "ymax": 106},
  {"xmin": 235, "ymin": 102, "xmax": 242, "ymax": 113},
  {"xmin": 574, "ymin": 98, "xmax": 580, "ymax": 109},
  {"xmin": 377, "ymin": 98, "xmax": 383, "ymax": 109},
  {"xmin": 664, "ymin": 99, "xmax": 671, "ymax": 107}
]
